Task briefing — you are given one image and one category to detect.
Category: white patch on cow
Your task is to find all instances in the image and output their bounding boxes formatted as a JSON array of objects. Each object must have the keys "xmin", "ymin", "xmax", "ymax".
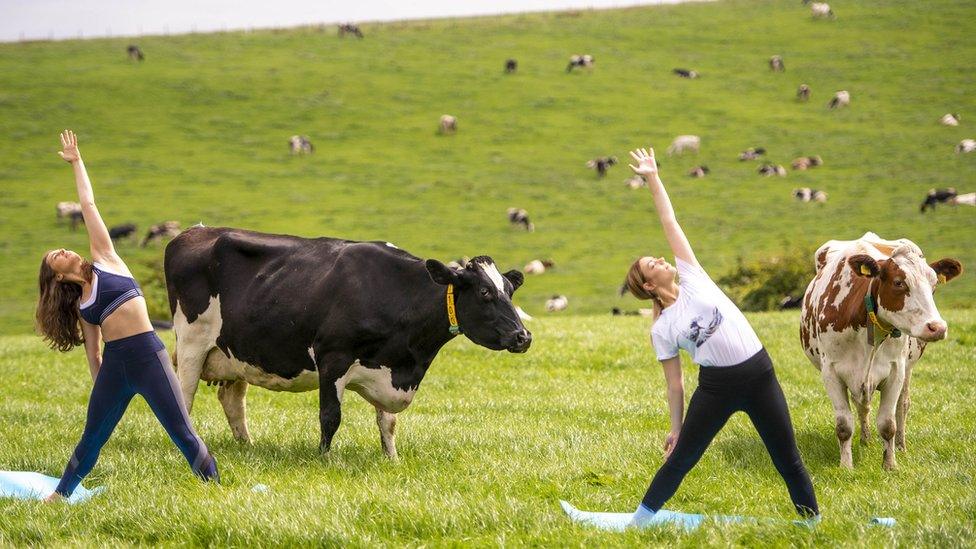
[
  {"xmin": 308, "ymin": 346, "xmax": 316, "ymax": 367},
  {"xmin": 335, "ymin": 360, "xmax": 417, "ymax": 413},
  {"xmin": 385, "ymin": 242, "xmax": 398, "ymax": 249},
  {"xmin": 201, "ymin": 348, "xmax": 319, "ymax": 392},
  {"xmin": 173, "ymin": 296, "xmax": 225, "ymax": 411},
  {"xmin": 477, "ymin": 261, "xmax": 505, "ymax": 292}
]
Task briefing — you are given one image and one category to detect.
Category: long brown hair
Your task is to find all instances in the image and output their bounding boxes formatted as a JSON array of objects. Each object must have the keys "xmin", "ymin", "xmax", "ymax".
[
  {"xmin": 36, "ymin": 256, "xmax": 93, "ymax": 352},
  {"xmin": 626, "ymin": 258, "xmax": 664, "ymax": 320}
]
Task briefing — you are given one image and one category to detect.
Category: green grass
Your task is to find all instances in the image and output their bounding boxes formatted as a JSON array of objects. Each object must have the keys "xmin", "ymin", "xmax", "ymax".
[
  {"xmin": 1, "ymin": 311, "xmax": 975, "ymax": 546},
  {"xmin": 1, "ymin": 0, "xmax": 975, "ymax": 334}
]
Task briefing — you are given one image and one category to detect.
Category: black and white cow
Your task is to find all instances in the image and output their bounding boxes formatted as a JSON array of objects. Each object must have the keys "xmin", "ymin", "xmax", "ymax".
[
  {"xmin": 919, "ymin": 188, "xmax": 958, "ymax": 212},
  {"xmin": 165, "ymin": 227, "xmax": 531, "ymax": 457},
  {"xmin": 566, "ymin": 54, "xmax": 594, "ymax": 72},
  {"xmin": 338, "ymin": 23, "xmax": 364, "ymax": 38},
  {"xmin": 127, "ymin": 45, "xmax": 145, "ymax": 61},
  {"xmin": 586, "ymin": 156, "xmax": 617, "ymax": 177},
  {"xmin": 673, "ymin": 68, "xmax": 699, "ymax": 79},
  {"xmin": 505, "ymin": 59, "xmax": 518, "ymax": 73},
  {"xmin": 109, "ymin": 223, "xmax": 138, "ymax": 241}
]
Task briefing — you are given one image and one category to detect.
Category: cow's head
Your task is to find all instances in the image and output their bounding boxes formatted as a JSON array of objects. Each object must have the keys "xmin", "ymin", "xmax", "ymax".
[
  {"xmin": 425, "ymin": 256, "xmax": 532, "ymax": 353},
  {"xmin": 848, "ymin": 247, "xmax": 962, "ymax": 341}
]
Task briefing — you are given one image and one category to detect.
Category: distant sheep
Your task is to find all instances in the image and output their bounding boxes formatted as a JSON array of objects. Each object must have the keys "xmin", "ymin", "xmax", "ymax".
[
  {"xmin": 955, "ymin": 139, "xmax": 975, "ymax": 153},
  {"xmin": 127, "ymin": 45, "xmax": 144, "ymax": 61},
  {"xmin": 828, "ymin": 90, "xmax": 850, "ymax": 109},
  {"xmin": 797, "ymin": 84, "xmax": 811, "ymax": 101},
  {"xmin": 673, "ymin": 68, "xmax": 699, "ymax": 79},
  {"xmin": 567, "ymin": 54, "xmax": 594, "ymax": 72},
  {"xmin": 940, "ymin": 113, "xmax": 960, "ymax": 126},
  {"xmin": 793, "ymin": 187, "xmax": 827, "ymax": 203},
  {"xmin": 586, "ymin": 156, "xmax": 617, "ymax": 177},
  {"xmin": 524, "ymin": 259, "xmax": 554, "ymax": 275},
  {"xmin": 545, "ymin": 295, "xmax": 568, "ymax": 312},
  {"xmin": 759, "ymin": 163, "xmax": 787, "ymax": 177},
  {"xmin": 505, "ymin": 59, "xmax": 518, "ymax": 73},
  {"xmin": 439, "ymin": 115, "xmax": 457, "ymax": 134},
  {"xmin": 738, "ymin": 147, "xmax": 766, "ymax": 161},
  {"xmin": 688, "ymin": 165, "xmax": 710, "ymax": 178},
  {"xmin": 769, "ymin": 55, "xmax": 785, "ymax": 72},
  {"xmin": 668, "ymin": 135, "xmax": 700, "ymax": 156},
  {"xmin": 289, "ymin": 135, "xmax": 313, "ymax": 154},
  {"xmin": 625, "ymin": 175, "xmax": 647, "ymax": 189},
  {"xmin": 791, "ymin": 155, "xmax": 823, "ymax": 170},
  {"xmin": 811, "ymin": 2, "xmax": 834, "ymax": 18},
  {"xmin": 507, "ymin": 208, "xmax": 535, "ymax": 232}
]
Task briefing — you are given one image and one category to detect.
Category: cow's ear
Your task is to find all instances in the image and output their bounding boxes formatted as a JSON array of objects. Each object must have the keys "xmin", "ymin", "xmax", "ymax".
[
  {"xmin": 848, "ymin": 254, "xmax": 880, "ymax": 278},
  {"xmin": 503, "ymin": 270, "xmax": 524, "ymax": 293},
  {"xmin": 930, "ymin": 258, "xmax": 962, "ymax": 284},
  {"xmin": 425, "ymin": 259, "xmax": 459, "ymax": 286}
]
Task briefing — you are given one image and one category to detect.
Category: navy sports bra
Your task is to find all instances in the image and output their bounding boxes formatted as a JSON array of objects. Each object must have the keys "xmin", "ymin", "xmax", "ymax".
[{"xmin": 79, "ymin": 262, "xmax": 144, "ymax": 325}]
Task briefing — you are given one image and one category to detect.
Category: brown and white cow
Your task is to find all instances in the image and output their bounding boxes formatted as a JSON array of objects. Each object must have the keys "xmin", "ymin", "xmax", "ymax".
[{"xmin": 800, "ymin": 232, "xmax": 962, "ymax": 469}]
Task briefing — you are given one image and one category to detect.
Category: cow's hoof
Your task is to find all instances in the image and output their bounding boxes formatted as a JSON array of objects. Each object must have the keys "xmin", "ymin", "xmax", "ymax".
[
  {"xmin": 839, "ymin": 458, "xmax": 854, "ymax": 470},
  {"xmin": 319, "ymin": 443, "xmax": 332, "ymax": 455},
  {"xmin": 859, "ymin": 436, "xmax": 870, "ymax": 446},
  {"xmin": 896, "ymin": 441, "xmax": 907, "ymax": 452},
  {"xmin": 882, "ymin": 454, "xmax": 897, "ymax": 471},
  {"xmin": 234, "ymin": 436, "xmax": 253, "ymax": 445}
]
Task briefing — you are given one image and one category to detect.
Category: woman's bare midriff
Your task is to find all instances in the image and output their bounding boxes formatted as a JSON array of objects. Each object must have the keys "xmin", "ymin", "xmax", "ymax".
[{"xmin": 99, "ymin": 296, "xmax": 155, "ymax": 341}]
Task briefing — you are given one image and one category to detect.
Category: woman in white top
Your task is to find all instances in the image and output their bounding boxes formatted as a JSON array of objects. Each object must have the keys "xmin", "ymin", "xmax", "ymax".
[{"xmin": 623, "ymin": 147, "xmax": 819, "ymax": 523}]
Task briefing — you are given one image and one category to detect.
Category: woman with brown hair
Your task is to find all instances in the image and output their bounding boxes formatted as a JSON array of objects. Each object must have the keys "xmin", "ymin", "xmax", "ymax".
[
  {"xmin": 37, "ymin": 130, "xmax": 218, "ymax": 501},
  {"xmin": 567, "ymin": 146, "xmax": 818, "ymax": 528}
]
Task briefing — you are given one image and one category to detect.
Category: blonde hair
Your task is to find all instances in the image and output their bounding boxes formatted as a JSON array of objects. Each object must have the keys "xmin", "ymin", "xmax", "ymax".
[{"xmin": 625, "ymin": 258, "xmax": 664, "ymax": 320}]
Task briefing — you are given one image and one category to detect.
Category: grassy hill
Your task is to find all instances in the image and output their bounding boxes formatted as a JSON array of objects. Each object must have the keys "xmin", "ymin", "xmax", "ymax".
[{"xmin": 1, "ymin": 0, "xmax": 974, "ymax": 335}]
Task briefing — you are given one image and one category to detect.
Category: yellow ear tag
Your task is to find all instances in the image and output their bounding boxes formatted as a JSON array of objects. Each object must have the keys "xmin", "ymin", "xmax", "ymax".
[
  {"xmin": 860, "ymin": 264, "xmax": 872, "ymax": 276},
  {"xmin": 938, "ymin": 273, "xmax": 947, "ymax": 285}
]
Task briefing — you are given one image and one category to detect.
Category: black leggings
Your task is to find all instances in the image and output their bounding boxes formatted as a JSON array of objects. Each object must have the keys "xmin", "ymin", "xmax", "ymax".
[
  {"xmin": 55, "ymin": 331, "xmax": 218, "ymax": 497},
  {"xmin": 641, "ymin": 348, "xmax": 819, "ymax": 517}
]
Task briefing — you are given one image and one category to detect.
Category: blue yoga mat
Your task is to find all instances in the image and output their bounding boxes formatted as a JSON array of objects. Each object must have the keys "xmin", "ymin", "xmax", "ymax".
[{"xmin": 0, "ymin": 471, "xmax": 104, "ymax": 504}]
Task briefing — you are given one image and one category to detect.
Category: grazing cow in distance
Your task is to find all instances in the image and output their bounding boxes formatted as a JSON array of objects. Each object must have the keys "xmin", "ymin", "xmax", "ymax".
[
  {"xmin": 165, "ymin": 227, "xmax": 531, "ymax": 457},
  {"xmin": 505, "ymin": 59, "xmax": 518, "ymax": 73},
  {"xmin": 289, "ymin": 135, "xmax": 314, "ymax": 155},
  {"xmin": 56, "ymin": 201, "xmax": 81, "ymax": 221},
  {"xmin": 668, "ymin": 135, "xmax": 700, "ymax": 156},
  {"xmin": 109, "ymin": 223, "xmax": 138, "ymax": 241},
  {"xmin": 142, "ymin": 221, "xmax": 181, "ymax": 247},
  {"xmin": 811, "ymin": 2, "xmax": 834, "ymax": 18},
  {"xmin": 829, "ymin": 90, "xmax": 850, "ymax": 109},
  {"xmin": 625, "ymin": 175, "xmax": 647, "ymax": 189},
  {"xmin": 794, "ymin": 187, "xmax": 828, "ymax": 203},
  {"xmin": 524, "ymin": 259, "xmax": 554, "ymax": 275},
  {"xmin": 769, "ymin": 55, "xmax": 785, "ymax": 72},
  {"xmin": 779, "ymin": 295, "xmax": 803, "ymax": 309},
  {"xmin": 447, "ymin": 256, "xmax": 470, "ymax": 269},
  {"xmin": 507, "ymin": 208, "xmax": 535, "ymax": 232},
  {"xmin": 612, "ymin": 307, "xmax": 654, "ymax": 317},
  {"xmin": 738, "ymin": 147, "xmax": 766, "ymax": 161},
  {"xmin": 940, "ymin": 113, "xmax": 960, "ymax": 126},
  {"xmin": 673, "ymin": 68, "xmax": 699, "ymax": 79},
  {"xmin": 127, "ymin": 45, "xmax": 144, "ymax": 61},
  {"xmin": 338, "ymin": 23, "xmax": 364, "ymax": 38},
  {"xmin": 801, "ymin": 232, "xmax": 962, "ymax": 469},
  {"xmin": 688, "ymin": 165, "xmax": 710, "ymax": 178},
  {"xmin": 759, "ymin": 163, "xmax": 787, "ymax": 177},
  {"xmin": 586, "ymin": 156, "xmax": 617, "ymax": 177},
  {"xmin": 919, "ymin": 188, "xmax": 958, "ymax": 212},
  {"xmin": 439, "ymin": 115, "xmax": 458, "ymax": 134},
  {"xmin": 797, "ymin": 84, "xmax": 811, "ymax": 101},
  {"xmin": 566, "ymin": 54, "xmax": 594, "ymax": 72},
  {"xmin": 792, "ymin": 155, "xmax": 824, "ymax": 170},
  {"xmin": 956, "ymin": 139, "xmax": 976, "ymax": 153},
  {"xmin": 545, "ymin": 295, "xmax": 568, "ymax": 312}
]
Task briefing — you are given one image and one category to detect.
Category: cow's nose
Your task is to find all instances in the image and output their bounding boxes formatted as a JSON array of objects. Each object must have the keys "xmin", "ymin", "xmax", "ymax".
[
  {"xmin": 925, "ymin": 321, "xmax": 947, "ymax": 340},
  {"xmin": 512, "ymin": 329, "xmax": 532, "ymax": 352}
]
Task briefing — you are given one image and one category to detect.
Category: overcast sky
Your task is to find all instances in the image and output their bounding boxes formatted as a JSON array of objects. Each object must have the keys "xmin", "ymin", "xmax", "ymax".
[{"xmin": 1, "ymin": 0, "xmax": 699, "ymax": 42}]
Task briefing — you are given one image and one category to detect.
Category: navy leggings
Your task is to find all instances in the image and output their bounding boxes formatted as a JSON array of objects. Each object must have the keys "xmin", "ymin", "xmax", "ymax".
[
  {"xmin": 55, "ymin": 331, "xmax": 218, "ymax": 497},
  {"xmin": 641, "ymin": 348, "xmax": 819, "ymax": 517}
]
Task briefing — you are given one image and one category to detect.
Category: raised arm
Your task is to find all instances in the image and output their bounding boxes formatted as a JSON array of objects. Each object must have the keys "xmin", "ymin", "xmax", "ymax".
[
  {"xmin": 628, "ymin": 147, "xmax": 699, "ymax": 267},
  {"xmin": 59, "ymin": 130, "xmax": 115, "ymax": 263}
]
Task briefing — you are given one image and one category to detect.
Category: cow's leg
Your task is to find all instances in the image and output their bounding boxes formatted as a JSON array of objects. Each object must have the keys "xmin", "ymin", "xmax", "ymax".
[
  {"xmin": 877, "ymin": 364, "xmax": 905, "ymax": 471},
  {"xmin": 217, "ymin": 380, "xmax": 251, "ymax": 444},
  {"xmin": 317, "ymin": 353, "xmax": 353, "ymax": 454},
  {"xmin": 895, "ymin": 365, "xmax": 913, "ymax": 452},
  {"xmin": 375, "ymin": 407, "xmax": 398, "ymax": 459},
  {"xmin": 854, "ymin": 399, "xmax": 871, "ymax": 445},
  {"xmin": 822, "ymin": 366, "xmax": 854, "ymax": 468}
]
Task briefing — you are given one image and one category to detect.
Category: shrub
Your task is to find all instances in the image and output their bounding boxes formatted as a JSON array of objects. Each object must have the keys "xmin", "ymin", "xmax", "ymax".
[
  {"xmin": 715, "ymin": 250, "xmax": 814, "ymax": 312},
  {"xmin": 132, "ymin": 255, "xmax": 172, "ymax": 321}
]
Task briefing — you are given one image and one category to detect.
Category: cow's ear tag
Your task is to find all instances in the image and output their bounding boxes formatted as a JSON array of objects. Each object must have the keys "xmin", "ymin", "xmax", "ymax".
[
  {"xmin": 860, "ymin": 264, "xmax": 872, "ymax": 276},
  {"xmin": 938, "ymin": 273, "xmax": 947, "ymax": 285}
]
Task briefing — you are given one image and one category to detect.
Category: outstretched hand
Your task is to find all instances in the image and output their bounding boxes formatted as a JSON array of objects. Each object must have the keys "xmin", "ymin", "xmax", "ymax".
[
  {"xmin": 629, "ymin": 147, "xmax": 658, "ymax": 178},
  {"xmin": 58, "ymin": 129, "xmax": 80, "ymax": 163}
]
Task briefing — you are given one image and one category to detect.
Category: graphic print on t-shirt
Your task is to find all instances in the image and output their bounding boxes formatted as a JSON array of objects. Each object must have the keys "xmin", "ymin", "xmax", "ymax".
[{"xmin": 684, "ymin": 307, "xmax": 723, "ymax": 348}]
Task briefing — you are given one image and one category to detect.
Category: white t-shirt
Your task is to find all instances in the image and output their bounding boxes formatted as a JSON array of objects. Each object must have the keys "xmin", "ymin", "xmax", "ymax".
[{"xmin": 650, "ymin": 258, "xmax": 763, "ymax": 367}]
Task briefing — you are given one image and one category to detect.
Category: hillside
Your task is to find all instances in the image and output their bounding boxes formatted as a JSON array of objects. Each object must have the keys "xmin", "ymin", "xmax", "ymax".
[{"xmin": 1, "ymin": 0, "xmax": 974, "ymax": 334}]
